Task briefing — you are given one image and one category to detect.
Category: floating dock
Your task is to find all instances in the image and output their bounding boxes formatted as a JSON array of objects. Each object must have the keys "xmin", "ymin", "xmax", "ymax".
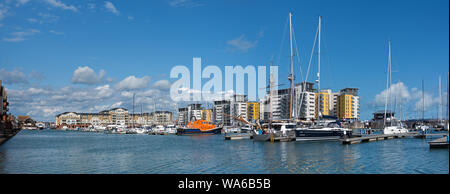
[
  {"xmin": 429, "ymin": 136, "xmax": 449, "ymax": 148},
  {"xmin": 224, "ymin": 133, "xmax": 252, "ymax": 140},
  {"xmin": 341, "ymin": 132, "xmax": 449, "ymax": 145}
]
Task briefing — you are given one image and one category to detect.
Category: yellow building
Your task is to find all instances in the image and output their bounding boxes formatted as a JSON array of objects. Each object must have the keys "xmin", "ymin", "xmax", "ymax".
[
  {"xmin": 336, "ymin": 88, "xmax": 359, "ymax": 120},
  {"xmin": 337, "ymin": 94, "xmax": 353, "ymax": 119},
  {"xmin": 314, "ymin": 88, "xmax": 359, "ymax": 120},
  {"xmin": 201, "ymin": 109, "xmax": 213, "ymax": 122},
  {"xmin": 247, "ymin": 102, "xmax": 260, "ymax": 121},
  {"xmin": 315, "ymin": 90, "xmax": 330, "ymax": 118}
]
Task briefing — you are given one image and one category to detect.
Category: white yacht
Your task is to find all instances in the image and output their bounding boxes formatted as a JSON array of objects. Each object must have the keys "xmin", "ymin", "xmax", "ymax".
[
  {"xmin": 383, "ymin": 118, "xmax": 408, "ymax": 134},
  {"xmin": 224, "ymin": 126, "xmax": 241, "ymax": 134},
  {"xmin": 134, "ymin": 127, "xmax": 147, "ymax": 134},
  {"xmin": 295, "ymin": 121, "xmax": 352, "ymax": 141},
  {"xmin": 153, "ymin": 125, "xmax": 165, "ymax": 133},
  {"xmin": 165, "ymin": 125, "xmax": 177, "ymax": 134}
]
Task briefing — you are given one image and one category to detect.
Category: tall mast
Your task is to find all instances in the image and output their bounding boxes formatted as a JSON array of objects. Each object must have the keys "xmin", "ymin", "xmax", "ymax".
[
  {"xmin": 422, "ymin": 79, "xmax": 425, "ymax": 121},
  {"xmin": 383, "ymin": 40, "xmax": 391, "ymax": 128},
  {"xmin": 317, "ymin": 16, "xmax": 322, "ymax": 121},
  {"xmin": 289, "ymin": 12, "xmax": 294, "ymax": 121},
  {"xmin": 388, "ymin": 41, "xmax": 392, "ymax": 124},
  {"xmin": 132, "ymin": 93, "xmax": 135, "ymax": 128},
  {"xmin": 269, "ymin": 60, "xmax": 274, "ymax": 126},
  {"xmin": 439, "ymin": 75, "xmax": 442, "ymax": 123}
]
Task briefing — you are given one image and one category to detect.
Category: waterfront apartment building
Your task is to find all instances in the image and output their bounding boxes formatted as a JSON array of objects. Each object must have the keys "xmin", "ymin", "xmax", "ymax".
[
  {"xmin": 260, "ymin": 82, "xmax": 315, "ymax": 121},
  {"xmin": 177, "ymin": 107, "xmax": 188, "ymax": 126},
  {"xmin": 55, "ymin": 108, "xmax": 173, "ymax": 128},
  {"xmin": 153, "ymin": 111, "xmax": 173, "ymax": 125},
  {"xmin": 231, "ymin": 94, "xmax": 248, "ymax": 126},
  {"xmin": 201, "ymin": 109, "xmax": 213, "ymax": 122},
  {"xmin": 213, "ymin": 100, "xmax": 231, "ymax": 126},
  {"xmin": 177, "ymin": 104, "xmax": 204, "ymax": 126},
  {"xmin": 260, "ymin": 81, "xmax": 359, "ymax": 121},
  {"xmin": 1, "ymin": 80, "xmax": 7, "ymax": 122},
  {"xmin": 336, "ymin": 88, "xmax": 359, "ymax": 120},
  {"xmin": 294, "ymin": 82, "xmax": 316, "ymax": 121},
  {"xmin": 247, "ymin": 102, "xmax": 260, "ymax": 122},
  {"xmin": 187, "ymin": 104, "xmax": 203, "ymax": 121},
  {"xmin": 272, "ymin": 88, "xmax": 291, "ymax": 120},
  {"xmin": 315, "ymin": 88, "xmax": 360, "ymax": 120},
  {"xmin": 315, "ymin": 89, "xmax": 332, "ymax": 119}
]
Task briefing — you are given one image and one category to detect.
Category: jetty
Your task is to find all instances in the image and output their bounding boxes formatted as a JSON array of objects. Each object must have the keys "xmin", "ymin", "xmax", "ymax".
[
  {"xmin": 429, "ymin": 136, "xmax": 449, "ymax": 148},
  {"xmin": 224, "ymin": 133, "xmax": 252, "ymax": 140},
  {"xmin": 341, "ymin": 132, "xmax": 449, "ymax": 145}
]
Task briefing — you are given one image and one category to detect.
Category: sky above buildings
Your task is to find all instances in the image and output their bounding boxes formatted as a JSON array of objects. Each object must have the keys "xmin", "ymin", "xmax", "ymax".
[{"xmin": 0, "ymin": 0, "xmax": 448, "ymax": 121}]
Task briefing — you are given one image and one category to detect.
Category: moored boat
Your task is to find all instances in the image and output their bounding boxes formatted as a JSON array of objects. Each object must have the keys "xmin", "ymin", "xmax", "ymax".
[
  {"xmin": 253, "ymin": 123, "xmax": 296, "ymax": 142},
  {"xmin": 176, "ymin": 119, "xmax": 222, "ymax": 135},
  {"xmin": 295, "ymin": 121, "xmax": 352, "ymax": 141}
]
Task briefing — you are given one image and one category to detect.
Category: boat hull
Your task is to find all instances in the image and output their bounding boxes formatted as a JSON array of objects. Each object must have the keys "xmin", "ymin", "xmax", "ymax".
[
  {"xmin": 295, "ymin": 129, "xmax": 351, "ymax": 141},
  {"xmin": 252, "ymin": 134, "xmax": 272, "ymax": 141},
  {"xmin": 176, "ymin": 127, "xmax": 222, "ymax": 135}
]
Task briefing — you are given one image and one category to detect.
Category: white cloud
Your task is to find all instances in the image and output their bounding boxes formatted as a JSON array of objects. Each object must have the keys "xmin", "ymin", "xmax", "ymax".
[
  {"xmin": 27, "ymin": 87, "xmax": 52, "ymax": 95},
  {"xmin": 3, "ymin": 28, "xmax": 39, "ymax": 42},
  {"xmin": 27, "ymin": 18, "xmax": 38, "ymax": 23},
  {"xmin": 15, "ymin": 0, "xmax": 30, "ymax": 7},
  {"xmin": 43, "ymin": 0, "xmax": 77, "ymax": 12},
  {"xmin": 37, "ymin": 12, "xmax": 59, "ymax": 23},
  {"xmin": 153, "ymin": 80, "xmax": 171, "ymax": 90},
  {"xmin": 95, "ymin": 84, "xmax": 114, "ymax": 98},
  {"xmin": 0, "ymin": 3, "xmax": 9, "ymax": 21},
  {"xmin": 128, "ymin": 16, "xmax": 134, "ymax": 20},
  {"xmin": 168, "ymin": 0, "xmax": 203, "ymax": 8},
  {"xmin": 373, "ymin": 82, "xmax": 411, "ymax": 106},
  {"xmin": 104, "ymin": 1, "xmax": 119, "ymax": 15},
  {"xmin": 115, "ymin": 75, "xmax": 151, "ymax": 90},
  {"xmin": 49, "ymin": 30, "xmax": 64, "ymax": 35},
  {"xmin": 3, "ymin": 37, "xmax": 25, "ymax": 42},
  {"xmin": 372, "ymin": 81, "xmax": 448, "ymax": 115},
  {"xmin": 111, "ymin": 101, "xmax": 122, "ymax": 108},
  {"xmin": 0, "ymin": 68, "xmax": 28, "ymax": 84},
  {"xmin": 71, "ymin": 66, "xmax": 106, "ymax": 85},
  {"xmin": 226, "ymin": 34, "xmax": 258, "ymax": 53}
]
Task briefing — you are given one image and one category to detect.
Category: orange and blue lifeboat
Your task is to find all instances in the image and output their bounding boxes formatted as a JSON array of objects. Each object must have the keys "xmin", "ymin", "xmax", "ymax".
[{"xmin": 176, "ymin": 120, "xmax": 222, "ymax": 135}]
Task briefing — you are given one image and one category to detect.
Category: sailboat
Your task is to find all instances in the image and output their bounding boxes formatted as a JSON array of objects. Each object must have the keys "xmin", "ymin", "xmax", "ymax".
[
  {"xmin": 382, "ymin": 41, "xmax": 408, "ymax": 135},
  {"xmin": 446, "ymin": 72, "xmax": 449, "ymax": 131},
  {"xmin": 294, "ymin": 16, "xmax": 352, "ymax": 141},
  {"xmin": 414, "ymin": 80, "xmax": 430, "ymax": 138},
  {"xmin": 252, "ymin": 12, "xmax": 297, "ymax": 142}
]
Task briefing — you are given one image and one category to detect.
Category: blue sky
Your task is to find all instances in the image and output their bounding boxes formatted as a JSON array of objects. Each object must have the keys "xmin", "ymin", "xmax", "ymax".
[{"xmin": 0, "ymin": 0, "xmax": 448, "ymax": 121}]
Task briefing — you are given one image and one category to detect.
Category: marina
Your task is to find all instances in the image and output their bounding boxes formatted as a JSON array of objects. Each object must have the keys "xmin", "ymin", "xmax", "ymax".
[{"xmin": 0, "ymin": 0, "xmax": 448, "ymax": 178}]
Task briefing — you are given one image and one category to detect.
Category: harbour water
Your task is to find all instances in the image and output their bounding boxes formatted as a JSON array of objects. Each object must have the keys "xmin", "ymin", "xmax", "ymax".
[{"xmin": 0, "ymin": 129, "xmax": 448, "ymax": 174}]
